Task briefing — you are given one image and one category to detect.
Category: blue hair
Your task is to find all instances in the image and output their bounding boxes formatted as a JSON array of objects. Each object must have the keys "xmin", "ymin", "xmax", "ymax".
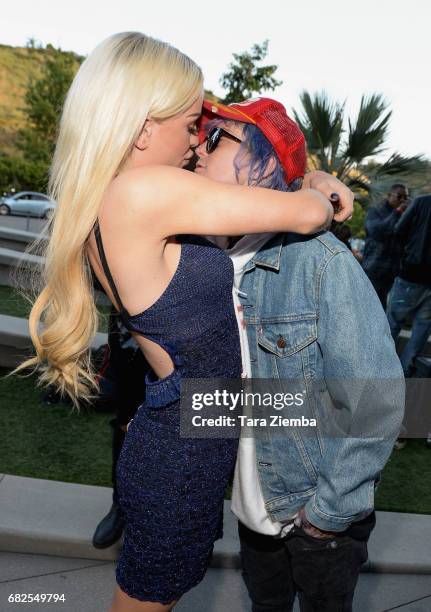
[{"xmin": 204, "ymin": 118, "xmax": 303, "ymax": 193}]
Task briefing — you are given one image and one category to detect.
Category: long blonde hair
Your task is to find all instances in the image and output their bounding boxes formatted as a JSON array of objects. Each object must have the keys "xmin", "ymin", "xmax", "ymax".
[{"xmin": 7, "ymin": 32, "xmax": 203, "ymax": 410}]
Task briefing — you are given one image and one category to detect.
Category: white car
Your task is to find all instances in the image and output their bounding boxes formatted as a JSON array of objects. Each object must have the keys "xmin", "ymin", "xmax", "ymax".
[{"xmin": 0, "ymin": 191, "xmax": 56, "ymax": 219}]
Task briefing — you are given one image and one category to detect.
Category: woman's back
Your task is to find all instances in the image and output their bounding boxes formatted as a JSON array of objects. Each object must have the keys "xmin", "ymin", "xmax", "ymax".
[
  {"xmin": 86, "ymin": 197, "xmax": 186, "ymax": 378},
  {"xmin": 87, "ymin": 211, "xmax": 242, "ymax": 383}
]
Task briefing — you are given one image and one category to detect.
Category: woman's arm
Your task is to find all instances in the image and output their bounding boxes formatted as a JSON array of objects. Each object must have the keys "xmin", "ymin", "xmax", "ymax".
[{"xmin": 115, "ymin": 166, "xmax": 347, "ymax": 238}]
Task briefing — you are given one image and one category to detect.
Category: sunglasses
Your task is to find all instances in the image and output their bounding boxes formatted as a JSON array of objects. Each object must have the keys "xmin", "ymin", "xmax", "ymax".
[{"xmin": 206, "ymin": 126, "xmax": 243, "ymax": 153}]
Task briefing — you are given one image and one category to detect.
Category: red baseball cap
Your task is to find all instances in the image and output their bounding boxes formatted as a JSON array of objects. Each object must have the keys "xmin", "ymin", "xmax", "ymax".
[{"xmin": 200, "ymin": 97, "xmax": 307, "ymax": 183}]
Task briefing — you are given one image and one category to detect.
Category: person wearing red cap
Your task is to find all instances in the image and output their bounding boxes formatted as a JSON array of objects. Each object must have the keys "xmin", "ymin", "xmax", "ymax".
[
  {"xmin": 198, "ymin": 98, "xmax": 307, "ymax": 185},
  {"xmin": 196, "ymin": 97, "xmax": 405, "ymax": 612}
]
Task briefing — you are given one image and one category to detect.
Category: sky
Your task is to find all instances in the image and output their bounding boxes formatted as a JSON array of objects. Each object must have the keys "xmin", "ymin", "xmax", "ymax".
[{"xmin": 1, "ymin": 0, "xmax": 430, "ymax": 159}]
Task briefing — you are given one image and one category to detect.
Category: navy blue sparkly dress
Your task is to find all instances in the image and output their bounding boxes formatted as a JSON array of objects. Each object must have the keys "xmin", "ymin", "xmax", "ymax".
[{"xmin": 93, "ymin": 222, "xmax": 242, "ymax": 604}]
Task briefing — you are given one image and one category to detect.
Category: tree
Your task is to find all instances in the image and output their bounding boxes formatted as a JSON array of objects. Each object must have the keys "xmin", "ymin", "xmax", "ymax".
[
  {"xmin": 220, "ymin": 40, "xmax": 282, "ymax": 104},
  {"xmin": 25, "ymin": 37, "xmax": 43, "ymax": 51},
  {"xmin": 0, "ymin": 154, "xmax": 48, "ymax": 194},
  {"xmin": 18, "ymin": 45, "xmax": 82, "ymax": 166},
  {"xmin": 293, "ymin": 91, "xmax": 427, "ymax": 209}
]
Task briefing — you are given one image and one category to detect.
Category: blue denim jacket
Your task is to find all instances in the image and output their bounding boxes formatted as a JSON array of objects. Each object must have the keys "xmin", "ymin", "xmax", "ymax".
[{"xmin": 238, "ymin": 231, "xmax": 405, "ymax": 532}]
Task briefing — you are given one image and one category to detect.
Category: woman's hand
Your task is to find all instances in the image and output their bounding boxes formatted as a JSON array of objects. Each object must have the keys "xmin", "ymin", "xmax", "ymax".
[{"xmin": 303, "ymin": 171, "xmax": 354, "ymax": 223}]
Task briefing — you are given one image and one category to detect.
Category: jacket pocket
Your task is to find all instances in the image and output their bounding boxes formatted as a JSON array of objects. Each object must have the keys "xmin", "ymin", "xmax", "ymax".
[{"xmin": 257, "ymin": 316, "xmax": 317, "ymax": 358}]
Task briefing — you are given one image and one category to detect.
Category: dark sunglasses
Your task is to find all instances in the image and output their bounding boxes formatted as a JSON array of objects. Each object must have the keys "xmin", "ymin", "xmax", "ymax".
[{"xmin": 206, "ymin": 126, "xmax": 243, "ymax": 153}]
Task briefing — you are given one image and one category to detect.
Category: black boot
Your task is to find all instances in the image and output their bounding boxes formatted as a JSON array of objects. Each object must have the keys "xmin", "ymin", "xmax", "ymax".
[{"xmin": 92, "ymin": 501, "xmax": 125, "ymax": 549}]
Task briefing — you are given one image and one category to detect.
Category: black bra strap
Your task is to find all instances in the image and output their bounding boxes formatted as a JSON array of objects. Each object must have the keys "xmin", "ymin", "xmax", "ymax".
[{"xmin": 93, "ymin": 218, "xmax": 129, "ymax": 317}]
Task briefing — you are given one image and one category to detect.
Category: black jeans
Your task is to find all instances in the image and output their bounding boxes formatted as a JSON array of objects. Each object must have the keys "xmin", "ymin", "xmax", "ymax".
[{"xmin": 238, "ymin": 511, "xmax": 375, "ymax": 612}]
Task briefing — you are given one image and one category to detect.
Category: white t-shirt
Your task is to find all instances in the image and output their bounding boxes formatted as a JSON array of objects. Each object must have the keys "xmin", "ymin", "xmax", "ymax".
[{"xmin": 207, "ymin": 234, "xmax": 297, "ymax": 537}]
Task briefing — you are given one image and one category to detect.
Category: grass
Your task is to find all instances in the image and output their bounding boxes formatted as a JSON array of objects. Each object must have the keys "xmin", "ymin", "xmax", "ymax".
[
  {"xmin": 0, "ymin": 366, "xmax": 113, "ymax": 487},
  {"xmin": 0, "ymin": 284, "xmax": 112, "ymax": 333},
  {"xmin": 0, "ymin": 283, "xmax": 33, "ymax": 319},
  {"xmin": 0, "ymin": 283, "xmax": 115, "ymax": 487},
  {"xmin": 374, "ymin": 440, "xmax": 431, "ymax": 513},
  {"xmin": 0, "ymin": 365, "xmax": 430, "ymax": 514}
]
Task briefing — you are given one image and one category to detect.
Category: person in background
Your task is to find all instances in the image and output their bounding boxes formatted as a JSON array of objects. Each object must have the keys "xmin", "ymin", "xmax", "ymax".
[
  {"xmin": 362, "ymin": 184, "xmax": 409, "ymax": 307},
  {"xmin": 387, "ymin": 194, "xmax": 431, "ymax": 376},
  {"xmin": 386, "ymin": 194, "xmax": 431, "ymax": 451}
]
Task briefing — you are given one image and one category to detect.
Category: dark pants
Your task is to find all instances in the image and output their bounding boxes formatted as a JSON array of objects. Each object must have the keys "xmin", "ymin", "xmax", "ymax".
[{"xmin": 238, "ymin": 511, "xmax": 376, "ymax": 612}]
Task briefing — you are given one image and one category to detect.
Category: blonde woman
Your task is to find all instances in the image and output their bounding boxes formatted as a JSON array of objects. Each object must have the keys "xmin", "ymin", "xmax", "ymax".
[{"xmin": 10, "ymin": 33, "xmax": 354, "ymax": 611}]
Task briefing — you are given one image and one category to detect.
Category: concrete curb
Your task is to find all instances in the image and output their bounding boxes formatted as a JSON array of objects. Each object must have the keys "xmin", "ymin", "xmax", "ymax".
[
  {"xmin": 0, "ymin": 474, "xmax": 430, "ymax": 574},
  {"xmin": 0, "ymin": 226, "xmax": 47, "ymax": 252}
]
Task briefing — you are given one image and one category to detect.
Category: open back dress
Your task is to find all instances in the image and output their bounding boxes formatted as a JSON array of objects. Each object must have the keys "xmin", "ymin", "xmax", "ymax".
[{"xmin": 92, "ymin": 221, "xmax": 242, "ymax": 604}]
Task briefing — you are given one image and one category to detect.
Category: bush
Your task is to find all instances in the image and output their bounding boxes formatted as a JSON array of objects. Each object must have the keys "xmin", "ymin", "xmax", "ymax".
[
  {"xmin": 346, "ymin": 200, "xmax": 366, "ymax": 239},
  {"xmin": 0, "ymin": 155, "xmax": 49, "ymax": 194}
]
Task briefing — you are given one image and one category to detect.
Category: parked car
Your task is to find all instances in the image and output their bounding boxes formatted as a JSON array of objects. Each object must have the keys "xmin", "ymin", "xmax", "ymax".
[{"xmin": 0, "ymin": 191, "xmax": 56, "ymax": 219}]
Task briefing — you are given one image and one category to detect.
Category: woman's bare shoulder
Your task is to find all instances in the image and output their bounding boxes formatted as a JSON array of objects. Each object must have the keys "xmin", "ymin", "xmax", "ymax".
[
  {"xmin": 105, "ymin": 166, "xmax": 212, "ymax": 234},
  {"xmin": 102, "ymin": 166, "xmax": 201, "ymax": 231},
  {"xmin": 112, "ymin": 165, "xmax": 194, "ymax": 200}
]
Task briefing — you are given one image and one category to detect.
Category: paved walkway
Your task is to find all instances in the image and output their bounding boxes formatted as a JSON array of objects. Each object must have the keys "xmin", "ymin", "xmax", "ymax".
[
  {"xmin": 1, "ymin": 552, "xmax": 431, "ymax": 611},
  {"xmin": 1, "ymin": 474, "xmax": 430, "ymax": 611}
]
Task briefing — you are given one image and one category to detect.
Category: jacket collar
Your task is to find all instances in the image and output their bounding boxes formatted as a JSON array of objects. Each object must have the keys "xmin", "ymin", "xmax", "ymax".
[{"xmin": 243, "ymin": 233, "xmax": 285, "ymax": 273}]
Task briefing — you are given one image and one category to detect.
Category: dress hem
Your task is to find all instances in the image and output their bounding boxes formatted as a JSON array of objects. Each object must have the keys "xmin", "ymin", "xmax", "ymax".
[{"xmin": 115, "ymin": 569, "xmax": 205, "ymax": 605}]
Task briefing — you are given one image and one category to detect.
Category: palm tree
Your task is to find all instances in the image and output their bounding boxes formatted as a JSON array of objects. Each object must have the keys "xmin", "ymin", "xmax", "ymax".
[{"xmin": 293, "ymin": 91, "xmax": 427, "ymax": 207}]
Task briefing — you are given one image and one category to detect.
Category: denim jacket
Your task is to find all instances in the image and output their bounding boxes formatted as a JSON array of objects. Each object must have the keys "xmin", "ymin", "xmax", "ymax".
[{"xmin": 238, "ymin": 230, "xmax": 405, "ymax": 532}]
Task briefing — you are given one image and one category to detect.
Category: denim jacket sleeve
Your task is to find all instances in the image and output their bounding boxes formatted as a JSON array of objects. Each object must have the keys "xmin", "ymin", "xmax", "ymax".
[
  {"xmin": 304, "ymin": 250, "xmax": 405, "ymax": 532},
  {"xmin": 365, "ymin": 206, "xmax": 399, "ymax": 240}
]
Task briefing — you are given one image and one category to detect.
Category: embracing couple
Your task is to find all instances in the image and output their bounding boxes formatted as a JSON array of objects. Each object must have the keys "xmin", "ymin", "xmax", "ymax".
[{"xmin": 14, "ymin": 32, "xmax": 404, "ymax": 612}]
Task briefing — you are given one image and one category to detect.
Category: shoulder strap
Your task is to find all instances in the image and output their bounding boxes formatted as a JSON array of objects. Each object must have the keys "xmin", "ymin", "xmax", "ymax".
[{"xmin": 93, "ymin": 218, "xmax": 130, "ymax": 317}]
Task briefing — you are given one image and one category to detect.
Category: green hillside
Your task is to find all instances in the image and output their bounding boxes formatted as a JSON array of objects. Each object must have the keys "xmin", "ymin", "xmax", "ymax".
[
  {"xmin": 0, "ymin": 44, "xmax": 46, "ymax": 154},
  {"xmin": 0, "ymin": 43, "xmax": 220, "ymax": 160}
]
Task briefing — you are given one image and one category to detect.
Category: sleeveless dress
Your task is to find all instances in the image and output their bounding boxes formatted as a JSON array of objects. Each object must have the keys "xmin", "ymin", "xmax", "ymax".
[{"xmin": 93, "ymin": 221, "xmax": 242, "ymax": 604}]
